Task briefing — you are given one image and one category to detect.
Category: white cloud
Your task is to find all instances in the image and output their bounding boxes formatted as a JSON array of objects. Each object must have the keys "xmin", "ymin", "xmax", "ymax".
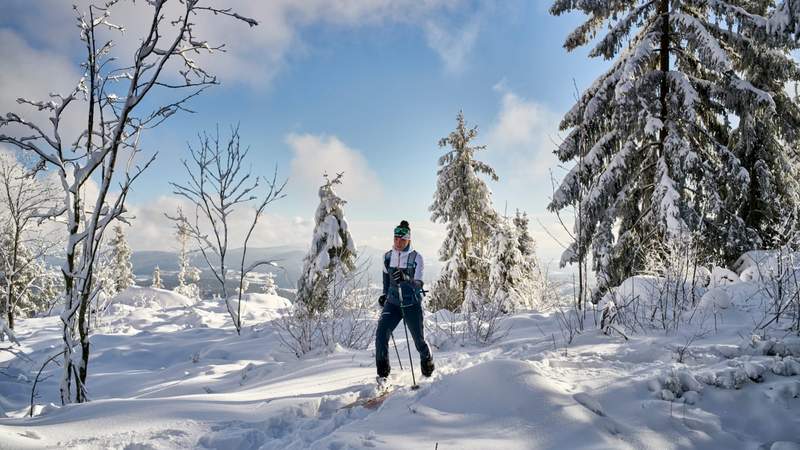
[
  {"xmin": 482, "ymin": 81, "xmax": 571, "ymax": 268},
  {"xmin": 424, "ymin": 17, "xmax": 481, "ymax": 73},
  {"xmin": 286, "ymin": 133, "xmax": 383, "ymax": 204},
  {"xmin": 487, "ymin": 81, "xmax": 562, "ymax": 178},
  {"xmin": 0, "ymin": 29, "xmax": 86, "ymax": 146},
  {"xmin": 0, "ymin": 0, "xmax": 468, "ymax": 92},
  {"xmin": 124, "ymin": 196, "xmax": 314, "ymax": 252}
]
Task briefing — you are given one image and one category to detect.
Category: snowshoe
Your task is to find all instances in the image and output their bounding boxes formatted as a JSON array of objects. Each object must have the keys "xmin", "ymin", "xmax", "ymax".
[
  {"xmin": 376, "ymin": 375, "xmax": 391, "ymax": 391},
  {"xmin": 340, "ymin": 377, "xmax": 394, "ymax": 410}
]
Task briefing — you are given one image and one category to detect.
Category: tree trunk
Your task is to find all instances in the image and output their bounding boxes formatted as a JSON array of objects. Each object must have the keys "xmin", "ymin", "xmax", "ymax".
[
  {"xmin": 60, "ymin": 192, "xmax": 81, "ymax": 405},
  {"xmin": 7, "ymin": 227, "xmax": 20, "ymax": 330},
  {"xmin": 658, "ymin": 0, "xmax": 670, "ymax": 159}
]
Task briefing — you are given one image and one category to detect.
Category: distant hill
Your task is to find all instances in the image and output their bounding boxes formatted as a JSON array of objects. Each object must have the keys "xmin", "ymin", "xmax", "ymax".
[{"xmin": 130, "ymin": 244, "xmax": 442, "ymax": 295}]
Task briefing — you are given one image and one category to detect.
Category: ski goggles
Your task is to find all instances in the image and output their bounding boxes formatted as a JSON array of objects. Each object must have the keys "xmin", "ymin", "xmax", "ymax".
[{"xmin": 393, "ymin": 226, "xmax": 410, "ymax": 239}]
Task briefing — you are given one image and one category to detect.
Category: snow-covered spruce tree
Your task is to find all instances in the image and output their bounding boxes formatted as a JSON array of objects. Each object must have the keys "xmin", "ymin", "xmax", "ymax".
[
  {"xmin": 296, "ymin": 173, "xmax": 357, "ymax": 317},
  {"xmin": 726, "ymin": 4, "xmax": 800, "ymax": 257},
  {"xmin": 549, "ymin": 0, "xmax": 782, "ymax": 300},
  {"xmin": 151, "ymin": 266, "xmax": 163, "ymax": 289},
  {"xmin": 488, "ymin": 216, "xmax": 525, "ymax": 312},
  {"xmin": 173, "ymin": 221, "xmax": 200, "ymax": 299},
  {"xmin": 263, "ymin": 272, "xmax": 277, "ymax": 296},
  {"xmin": 513, "ymin": 210, "xmax": 543, "ymax": 309},
  {"xmin": 107, "ymin": 225, "xmax": 134, "ymax": 293},
  {"xmin": 430, "ymin": 112, "xmax": 498, "ymax": 312}
]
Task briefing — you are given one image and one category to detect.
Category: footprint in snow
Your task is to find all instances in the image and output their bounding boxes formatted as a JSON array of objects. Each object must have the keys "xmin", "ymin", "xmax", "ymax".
[{"xmin": 573, "ymin": 392, "xmax": 606, "ymax": 417}]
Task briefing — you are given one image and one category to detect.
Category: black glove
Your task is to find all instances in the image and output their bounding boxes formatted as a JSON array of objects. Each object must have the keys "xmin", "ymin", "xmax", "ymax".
[
  {"xmin": 391, "ymin": 270, "xmax": 407, "ymax": 284},
  {"xmin": 378, "ymin": 294, "xmax": 387, "ymax": 307}
]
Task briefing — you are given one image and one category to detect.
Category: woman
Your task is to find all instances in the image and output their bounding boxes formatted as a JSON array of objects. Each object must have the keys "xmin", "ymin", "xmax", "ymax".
[{"xmin": 375, "ymin": 220, "xmax": 434, "ymax": 380}]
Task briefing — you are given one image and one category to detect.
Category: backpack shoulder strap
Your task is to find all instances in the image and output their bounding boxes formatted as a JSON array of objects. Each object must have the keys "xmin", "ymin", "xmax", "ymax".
[{"xmin": 406, "ymin": 251, "xmax": 417, "ymax": 270}]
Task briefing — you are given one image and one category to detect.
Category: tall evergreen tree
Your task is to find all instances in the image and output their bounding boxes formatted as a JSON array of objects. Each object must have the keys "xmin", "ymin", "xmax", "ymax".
[
  {"xmin": 173, "ymin": 221, "xmax": 200, "ymax": 299},
  {"xmin": 513, "ymin": 210, "xmax": 539, "ymax": 280},
  {"xmin": 296, "ymin": 173, "xmax": 357, "ymax": 316},
  {"xmin": 488, "ymin": 217, "xmax": 525, "ymax": 312},
  {"xmin": 728, "ymin": 2, "xmax": 800, "ymax": 255},
  {"xmin": 549, "ymin": 0, "xmax": 784, "ymax": 298},
  {"xmin": 107, "ymin": 225, "xmax": 134, "ymax": 293},
  {"xmin": 151, "ymin": 266, "xmax": 163, "ymax": 289},
  {"xmin": 430, "ymin": 112, "xmax": 498, "ymax": 311}
]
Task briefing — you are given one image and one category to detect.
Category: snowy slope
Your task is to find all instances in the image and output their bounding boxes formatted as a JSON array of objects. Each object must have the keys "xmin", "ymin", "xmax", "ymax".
[{"xmin": 1, "ymin": 284, "xmax": 799, "ymax": 449}]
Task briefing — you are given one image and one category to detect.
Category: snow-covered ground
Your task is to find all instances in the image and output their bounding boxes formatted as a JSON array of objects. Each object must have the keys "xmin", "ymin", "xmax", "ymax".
[{"xmin": 1, "ymin": 280, "xmax": 799, "ymax": 449}]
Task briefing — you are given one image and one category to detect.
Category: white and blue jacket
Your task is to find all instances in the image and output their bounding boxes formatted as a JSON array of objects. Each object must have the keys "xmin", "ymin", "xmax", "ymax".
[{"xmin": 382, "ymin": 244, "xmax": 425, "ymax": 306}]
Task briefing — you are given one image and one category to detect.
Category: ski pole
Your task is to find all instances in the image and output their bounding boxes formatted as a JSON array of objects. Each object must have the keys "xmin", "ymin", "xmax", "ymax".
[
  {"xmin": 397, "ymin": 283, "xmax": 419, "ymax": 390},
  {"xmin": 390, "ymin": 332, "xmax": 404, "ymax": 370}
]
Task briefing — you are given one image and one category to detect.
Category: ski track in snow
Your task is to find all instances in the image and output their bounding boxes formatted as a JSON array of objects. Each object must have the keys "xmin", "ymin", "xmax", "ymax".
[{"xmin": 0, "ymin": 286, "xmax": 799, "ymax": 449}]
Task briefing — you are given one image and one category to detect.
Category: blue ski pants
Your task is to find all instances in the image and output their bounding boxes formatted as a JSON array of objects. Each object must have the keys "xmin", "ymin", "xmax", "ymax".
[{"xmin": 375, "ymin": 301, "xmax": 431, "ymax": 374}]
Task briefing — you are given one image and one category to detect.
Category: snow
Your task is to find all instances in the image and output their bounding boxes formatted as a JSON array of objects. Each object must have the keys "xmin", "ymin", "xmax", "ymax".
[
  {"xmin": 2, "ymin": 256, "xmax": 800, "ymax": 449},
  {"xmin": 114, "ymin": 286, "xmax": 196, "ymax": 309}
]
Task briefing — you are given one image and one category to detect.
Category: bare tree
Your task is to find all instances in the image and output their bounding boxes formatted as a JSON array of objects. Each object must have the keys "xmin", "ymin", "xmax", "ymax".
[
  {"xmin": 169, "ymin": 125, "xmax": 286, "ymax": 334},
  {"xmin": 0, "ymin": 1, "xmax": 257, "ymax": 404},
  {"xmin": 0, "ymin": 154, "xmax": 60, "ymax": 329}
]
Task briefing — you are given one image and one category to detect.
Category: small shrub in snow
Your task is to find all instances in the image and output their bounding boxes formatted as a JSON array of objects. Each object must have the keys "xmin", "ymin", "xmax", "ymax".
[
  {"xmin": 699, "ymin": 366, "xmax": 753, "ymax": 390},
  {"xmin": 751, "ymin": 336, "xmax": 800, "ymax": 357},
  {"xmin": 656, "ymin": 369, "xmax": 704, "ymax": 401},
  {"xmin": 749, "ymin": 246, "xmax": 800, "ymax": 333},
  {"xmin": 461, "ymin": 285, "xmax": 509, "ymax": 345},
  {"xmin": 770, "ymin": 357, "xmax": 800, "ymax": 377},
  {"xmin": 263, "ymin": 272, "xmax": 278, "ymax": 296},
  {"xmin": 600, "ymin": 236, "xmax": 708, "ymax": 333},
  {"xmin": 279, "ymin": 264, "xmax": 377, "ymax": 356}
]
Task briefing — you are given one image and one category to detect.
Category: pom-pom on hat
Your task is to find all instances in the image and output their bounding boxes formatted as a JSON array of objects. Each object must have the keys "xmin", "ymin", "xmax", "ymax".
[{"xmin": 393, "ymin": 220, "xmax": 411, "ymax": 239}]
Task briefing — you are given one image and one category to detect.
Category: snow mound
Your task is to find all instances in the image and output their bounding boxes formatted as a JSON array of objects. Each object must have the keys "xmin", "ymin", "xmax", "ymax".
[
  {"xmin": 238, "ymin": 293, "xmax": 292, "ymax": 310},
  {"xmin": 226, "ymin": 293, "xmax": 292, "ymax": 323},
  {"xmin": 113, "ymin": 286, "xmax": 195, "ymax": 309},
  {"xmin": 605, "ymin": 275, "xmax": 705, "ymax": 306},
  {"xmin": 735, "ymin": 250, "xmax": 800, "ymax": 282},
  {"xmin": 413, "ymin": 359, "xmax": 626, "ymax": 448},
  {"xmin": 699, "ymin": 288, "xmax": 732, "ymax": 309},
  {"xmin": 421, "ymin": 359, "xmax": 572, "ymax": 418},
  {"xmin": 711, "ymin": 267, "xmax": 739, "ymax": 287}
]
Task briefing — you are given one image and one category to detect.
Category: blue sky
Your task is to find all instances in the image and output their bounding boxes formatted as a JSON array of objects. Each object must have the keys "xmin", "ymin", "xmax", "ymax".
[{"xmin": 0, "ymin": 0, "xmax": 609, "ymax": 264}]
